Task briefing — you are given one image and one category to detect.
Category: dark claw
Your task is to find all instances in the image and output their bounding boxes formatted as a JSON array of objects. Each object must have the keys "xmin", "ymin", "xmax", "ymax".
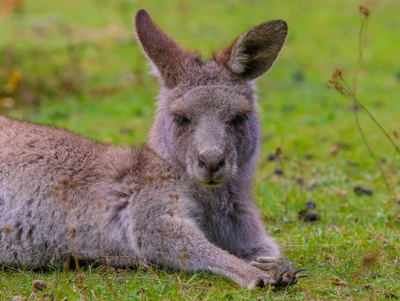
[
  {"xmin": 297, "ymin": 274, "xmax": 309, "ymax": 278},
  {"xmin": 293, "ymin": 268, "xmax": 307, "ymax": 276},
  {"xmin": 278, "ymin": 268, "xmax": 291, "ymax": 278},
  {"xmin": 275, "ymin": 268, "xmax": 290, "ymax": 285},
  {"xmin": 256, "ymin": 277, "xmax": 266, "ymax": 288}
]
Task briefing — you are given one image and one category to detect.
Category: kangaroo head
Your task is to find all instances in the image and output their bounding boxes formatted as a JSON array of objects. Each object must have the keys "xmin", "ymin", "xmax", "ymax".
[{"xmin": 135, "ymin": 9, "xmax": 287, "ymax": 187}]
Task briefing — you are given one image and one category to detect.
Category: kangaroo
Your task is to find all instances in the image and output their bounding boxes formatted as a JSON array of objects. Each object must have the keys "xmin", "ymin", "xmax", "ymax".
[{"xmin": 0, "ymin": 9, "xmax": 306, "ymax": 289}]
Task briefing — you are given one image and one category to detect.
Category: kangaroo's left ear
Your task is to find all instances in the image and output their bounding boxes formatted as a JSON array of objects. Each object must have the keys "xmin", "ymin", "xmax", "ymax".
[{"xmin": 213, "ymin": 20, "xmax": 288, "ymax": 81}]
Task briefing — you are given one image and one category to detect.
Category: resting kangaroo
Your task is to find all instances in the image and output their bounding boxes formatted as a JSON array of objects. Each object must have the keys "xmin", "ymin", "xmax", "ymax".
[{"xmin": 0, "ymin": 9, "xmax": 306, "ymax": 288}]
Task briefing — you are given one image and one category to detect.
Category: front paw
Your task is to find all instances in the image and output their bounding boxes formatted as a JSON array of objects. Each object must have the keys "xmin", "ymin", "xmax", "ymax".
[{"xmin": 250, "ymin": 257, "xmax": 307, "ymax": 287}]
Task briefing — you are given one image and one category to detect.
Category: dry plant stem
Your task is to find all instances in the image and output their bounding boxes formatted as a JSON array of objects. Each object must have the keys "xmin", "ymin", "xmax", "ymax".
[
  {"xmin": 276, "ymin": 148, "xmax": 289, "ymax": 214},
  {"xmin": 294, "ymin": 143, "xmax": 305, "ymax": 191},
  {"xmin": 353, "ymin": 12, "xmax": 367, "ymax": 94},
  {"xmin": 354, "ymin": 108, "xmax": 391, "ymax": 194},
  {"xmin": 351, "ymin": 10, "xmax": 391, "ymax": 196},
  {"xmin": 329, "ymin": 6, "xmax": 397, "ymax": 198},
  {"xmin": 339, "ymin": 74, "xmax": 400, "ymax": 156}
]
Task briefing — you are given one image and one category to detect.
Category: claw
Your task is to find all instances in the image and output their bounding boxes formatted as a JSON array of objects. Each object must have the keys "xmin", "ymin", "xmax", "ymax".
[
  {"xmin": 293, "ymin": 268, "xmax": 307, "ymax": 276},
  {"xmin": 297, "ymin": 274, "xmax": 309, "ymax": 278},
  {"xmin": 275, "ymin": 268, "xmax": 291, "ymax": 284},
  {"xmin": 256, "ymin": 277, "xmax": 266, "ymax": 288},
  {"xmin": 278, "ymin": 269, "xmax": 290, "ymax": 277},
  {"xmin": 278, "ymin": 268, "xmax": 291, "ymax": 278}
]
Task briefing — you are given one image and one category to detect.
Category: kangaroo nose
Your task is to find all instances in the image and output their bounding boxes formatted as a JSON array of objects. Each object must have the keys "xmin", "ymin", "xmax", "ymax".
[{"xmin": 198, "ymin": 150, "xmax": 225, "ymax": 172}]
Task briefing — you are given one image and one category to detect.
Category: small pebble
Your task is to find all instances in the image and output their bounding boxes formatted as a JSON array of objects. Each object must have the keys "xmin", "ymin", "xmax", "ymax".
[
  {"xmin": 298, "ymin": 210, "xmax": 319, "ymax": 222},
  {"xmin": 32, "ymin": 280, "xmax": 47, "ymax": 291},
  {"xmin": 274, "ymin": 168, "xmax": 283, "ymax": 175},
  {"xmin": 362, "ymin": 188, "xmax": 373, "ymax": 196},
  {"xmin": 353, "ymin": 186, "xmax": 362, "ymax": 195},
  {"xmin": 267, "ymin": 153, "xmax": 277, "ymax": 161},
  {"xmin": 354, "ymin": 186, "xmax": 373, "ymax": 196},
  {"xmin": 304, "ymin": 211, "xmax": 319, "ymax": 222},
  {"xmin": 305, "ymin": 200, "xmax": 316, "ymax": 209}
]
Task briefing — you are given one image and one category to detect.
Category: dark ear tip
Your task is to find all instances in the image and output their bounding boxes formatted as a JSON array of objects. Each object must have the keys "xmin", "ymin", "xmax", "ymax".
[
  {"xmin": 278, "ymin": 20, "xmax": 288, "ymax": 31},
  {"xmin": 272, "ymin": 19, "xmax": 288, "ymax": 33},
  {"xmin": 135, "ymin": 8, "xmax": 150, "ymax": 25}
]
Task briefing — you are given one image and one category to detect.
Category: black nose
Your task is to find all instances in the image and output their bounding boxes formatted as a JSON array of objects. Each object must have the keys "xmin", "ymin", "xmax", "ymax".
[{"xmin": 198, "ymin": 151, "xmax": 225, "ymax": 172}]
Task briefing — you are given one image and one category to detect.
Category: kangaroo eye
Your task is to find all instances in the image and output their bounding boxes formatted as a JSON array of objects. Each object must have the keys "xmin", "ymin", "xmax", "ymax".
[
  {"xmin": 230, "ymin": 114, "xmax": 248, "ymax": 126},
  {"xmin": 173, "ymin": 115, "xmax": 191, "ymax": 126}
]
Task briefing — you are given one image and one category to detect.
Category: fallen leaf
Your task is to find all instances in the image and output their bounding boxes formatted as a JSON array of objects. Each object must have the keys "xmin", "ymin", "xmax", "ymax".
[
  {"xmin": 362, "ymin": 251, "xmax": 379, "ymax": 267},
  {"xmin": 332, "ymin": 276, "xmax": 347, "ymax": 286}
]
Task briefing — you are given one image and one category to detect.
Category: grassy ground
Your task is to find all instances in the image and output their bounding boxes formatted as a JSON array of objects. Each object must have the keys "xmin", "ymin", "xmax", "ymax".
[{"xmin": 1, "ymin": 0, "xmax": 400, "ymax": 300}]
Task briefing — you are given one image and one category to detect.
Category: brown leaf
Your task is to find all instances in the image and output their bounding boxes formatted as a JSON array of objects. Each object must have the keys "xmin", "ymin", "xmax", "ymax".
[
  {"xmin": 362, "ymin": 251, "xmax": 379, "ymax": 267},
  {"xmin": 332, "ymin": 276, "xmax": 347, "ymax": 286}
]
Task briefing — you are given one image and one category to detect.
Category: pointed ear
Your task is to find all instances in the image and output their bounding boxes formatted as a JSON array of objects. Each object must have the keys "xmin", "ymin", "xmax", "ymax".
[
  {"xmin": 135, "ymin": 9, "xmax": 188, "ymax": 86},
  {"xmin": 213, "ymin": 20, "xmax": 288, "ymax": 80}
]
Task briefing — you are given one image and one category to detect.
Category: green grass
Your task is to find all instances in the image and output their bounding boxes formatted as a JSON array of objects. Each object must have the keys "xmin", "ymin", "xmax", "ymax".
[{"xmin": 1, "ymin": 0, "xmax": 400, "ymax": 300}]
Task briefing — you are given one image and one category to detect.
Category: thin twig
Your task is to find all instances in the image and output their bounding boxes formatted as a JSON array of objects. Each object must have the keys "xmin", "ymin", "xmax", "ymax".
[
  {"xmin": 351, "ymin": 8, "xmax": 391, "ymax": 196},
  {"xmin": 327, "ymin": 6, "xmax": 398, "ymax": 199},
  {"xmin": 276, "ymin": 147, "xmax": 289, "ymax": 214},
  {"xmin": 354, "ymin": 108, "xmax": 390, "ymax": 193},
  {"xmin": 294, "ymin": 143, "xmax": 305, "ymax": 191}
]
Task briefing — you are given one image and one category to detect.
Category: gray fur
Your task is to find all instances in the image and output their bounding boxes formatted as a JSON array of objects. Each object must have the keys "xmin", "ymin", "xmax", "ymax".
[{"xmin": 0, "ymin": 9, "xmax": 294, "ymax": 289}]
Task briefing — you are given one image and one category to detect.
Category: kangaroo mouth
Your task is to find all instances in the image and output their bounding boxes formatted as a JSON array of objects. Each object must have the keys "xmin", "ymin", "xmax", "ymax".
[{"xmin": 203, "ymin": 179, "xmax": 223, "ymax": 187}]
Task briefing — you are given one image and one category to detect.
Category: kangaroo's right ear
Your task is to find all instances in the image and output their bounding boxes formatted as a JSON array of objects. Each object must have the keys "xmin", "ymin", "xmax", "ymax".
[
  {"xmin": 213, "ymin": 20, "xmax": 288, "ymax": 81},
  {"xmin": 135, "ymin": 9, "xmax": 191, "ymax": 87}
]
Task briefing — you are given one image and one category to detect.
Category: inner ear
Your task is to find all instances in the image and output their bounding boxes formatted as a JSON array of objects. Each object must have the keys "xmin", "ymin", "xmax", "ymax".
[{"xmin": 213, "ymin": 20, "xmax": 288, "ymax": 80}]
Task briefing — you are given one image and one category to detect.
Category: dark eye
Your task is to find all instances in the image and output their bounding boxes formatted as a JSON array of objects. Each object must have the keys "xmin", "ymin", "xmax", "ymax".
[
  {"xmin": 230, "ymin": 114, "xmax": 248, "ymax": 126},
  {"xmin": 173, "ymin": 115, "xmax": 191, "ymax": 126}
]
